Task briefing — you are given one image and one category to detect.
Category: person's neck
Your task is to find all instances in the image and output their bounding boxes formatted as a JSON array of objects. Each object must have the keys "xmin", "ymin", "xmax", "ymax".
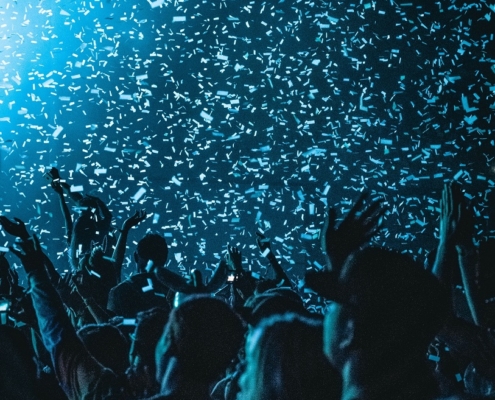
[
  {"xmin": 341, "ymin": 350, "xmax": 437, "ymax": 400},
  {"xmin": 161, "ymin": 357, "xmax": 211, "ymax": 400}
]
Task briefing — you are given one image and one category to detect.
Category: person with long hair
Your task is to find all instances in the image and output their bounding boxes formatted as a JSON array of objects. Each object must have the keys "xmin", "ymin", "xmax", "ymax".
[{"xmin": 238, "ymin": 313, "xmax": 342, "ymax": 400}]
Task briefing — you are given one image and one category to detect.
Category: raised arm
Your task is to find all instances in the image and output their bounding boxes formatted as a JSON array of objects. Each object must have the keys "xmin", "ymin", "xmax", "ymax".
[
  {"xmin": 112, "ymin": 210, "xmax": 147, "ymax": 282},
  {"xmin": 255, "ymin": 232, "xmax": 291, "ymax": 287},
  {"xmin": 9, "ymin": 231, "xmax": 119, "ymax": 400},
  {"xmin": 46, "ymin": 167, "xmax": 84, "ymax": 205},
  {"xmin": 432, "ymin": 183, "xmax": 466, "ymax": 294},
  {"xmin": 224, "ymin": 246, "xmax": 256, "ymax": 300},
  {"xmin": 432, "ymin": 182, "xmax": 463, "ymax": 288},
  {"xmin": 226, "ymin": 245, "xmax": 243, "ymax": 273},
  {"xmin": 453, "ymin": 199, "xmax": 483, "ymax": 326},
  {"xmin": 50, "ymin": 180, "xmax": 74, "ymax": 244},
  {"xmin": 205, "ymin": 259, "xmax": 228, "ymax": 292},
  {"xmin": 457, "ymin": 243, "xmax": 483, "ymax": 326}
]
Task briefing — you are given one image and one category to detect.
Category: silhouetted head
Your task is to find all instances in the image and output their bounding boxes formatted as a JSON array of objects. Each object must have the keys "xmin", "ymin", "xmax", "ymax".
[
  {"xmin": 239, "ymin": 313, "xmax": 342, "ymax": 400},
  {"xmin": 135, "ymin": 233, "xmax": 168, "ymax": 272},
  {"xmin": 306, "ymin": 247, "xmax": 449, "ymax": 368},
  {"xmin": 155, "ymin": 295, "xmax": 244, "ymax": 388},
  {"xmin": 128, "ymin": 307, "xmax": 170, "ymax": 397},
  {"xmin": 242, "ymin": 287, "xmax": 308, "ymax": 327},
  {"xmin": 77, "ymin": 247, "xmax": 117, "ymax": 307},
  {"xmin": 78, "ymin": 195, "xmax": 111, "ymax": 221}
]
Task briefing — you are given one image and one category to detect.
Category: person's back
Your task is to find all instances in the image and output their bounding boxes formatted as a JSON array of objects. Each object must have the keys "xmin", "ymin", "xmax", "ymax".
[
  {"xmin": 108, "ymin": 233, "xmax": 173, "ymax": 317},
  {"xmin": 108, "ymin": 273, "xmax": 173, "ymax": 318},
  {"xmin": 127, "ymin": 307, "xmax": 170, "ymax": 398}
]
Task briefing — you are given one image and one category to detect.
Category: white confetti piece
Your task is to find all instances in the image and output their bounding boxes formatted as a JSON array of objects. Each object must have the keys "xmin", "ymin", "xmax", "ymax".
[
  {"xmin": 132, "ymin": 187, "xmax": 147, "ymax": 202},
  {"xmin": 88, "ymin": 269, "xmax": 101, "ymax": 278},
  {"xmin": 53, "ymin": 126, "xmax": 63, "ymax": 138},
  {"xmin": 70, "ymin": 185, "xmax": 84, "ymax": 193},
  {"xmin": 200, "ymin": 111, "xmax": 213, "ymax": 122},
  {"xmin": 142, "ymin": 278, "xmax": 154, "ymax": 292}
]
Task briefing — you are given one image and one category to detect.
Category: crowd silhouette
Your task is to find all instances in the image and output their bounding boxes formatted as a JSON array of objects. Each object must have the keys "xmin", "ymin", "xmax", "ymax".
[{"xmin": 0, "ymin": 169, "xmax": 494, "ymax": 399}]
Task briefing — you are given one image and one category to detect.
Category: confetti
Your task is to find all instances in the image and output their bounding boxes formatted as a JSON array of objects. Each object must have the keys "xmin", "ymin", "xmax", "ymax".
[
  {"xmin": 0, "ymin": 0, "xmax": 491, "ymax": 300},
  {"xmin": 52, "ymin": 126, "xmax": 64, "ymax": 139},
  {"xmin": 142, "ymin": 278, "xmax": 154, "ymax": 292},
  {"xmin": 131, "ymin": 188, "xmax": 147, "ymax": 202}
]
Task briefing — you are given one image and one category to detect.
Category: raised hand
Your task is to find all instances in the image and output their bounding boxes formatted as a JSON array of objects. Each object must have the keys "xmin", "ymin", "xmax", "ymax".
[
  {"xmin": 226, "ymin": 245, "xmax": 243, "ymax": 272},
  {"xmin": 0, "ymin": 216, "xmax": 30, "ymax": 240},
  {"xmin": 51, "ymin": 180, "xmax": 64, "ymax": 195},
  {"xmin": 322, "ymin": 191, "xmax": 384, "ymax": 271},
  {"xmin": 255, "ymin": 231, "xmax": 291, "ymax": 287},
  {"xmin": 48, "ymin": 167, "xmax": 61, "ymax": 181},
  {"xmin": 43, "ymin": 167, "xmax": 60, "ymax": 184},
  {"xmin": 432, "ymin": 182, "xmax": 471, "ymax": 287},
  {"xmin": 122, "ymin": 209, "xmax": 147, "ymax": 231},
  {"xmin": 206, "ymin": 259, "xmax": 229, "ymax": 292},
  {"xmin": 256, "ymin": 231, "xmax": 271, "ymax": 255},
  {"xmin": 9, "ymin": 235, "xmax": 45, "ymax": 274},
  {"xmin": 112, "ymin": 210, "xmax": 146, "ymax": 284},
  {"xmin": 438, "ymin": 182, "xmax": 470, "ymax": 245}
]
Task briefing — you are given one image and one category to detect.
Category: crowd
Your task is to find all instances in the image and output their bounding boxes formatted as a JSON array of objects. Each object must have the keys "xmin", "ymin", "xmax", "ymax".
[{"xmin": 0, "ymin": 167, "xmax": 494, "ymax": 400}]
